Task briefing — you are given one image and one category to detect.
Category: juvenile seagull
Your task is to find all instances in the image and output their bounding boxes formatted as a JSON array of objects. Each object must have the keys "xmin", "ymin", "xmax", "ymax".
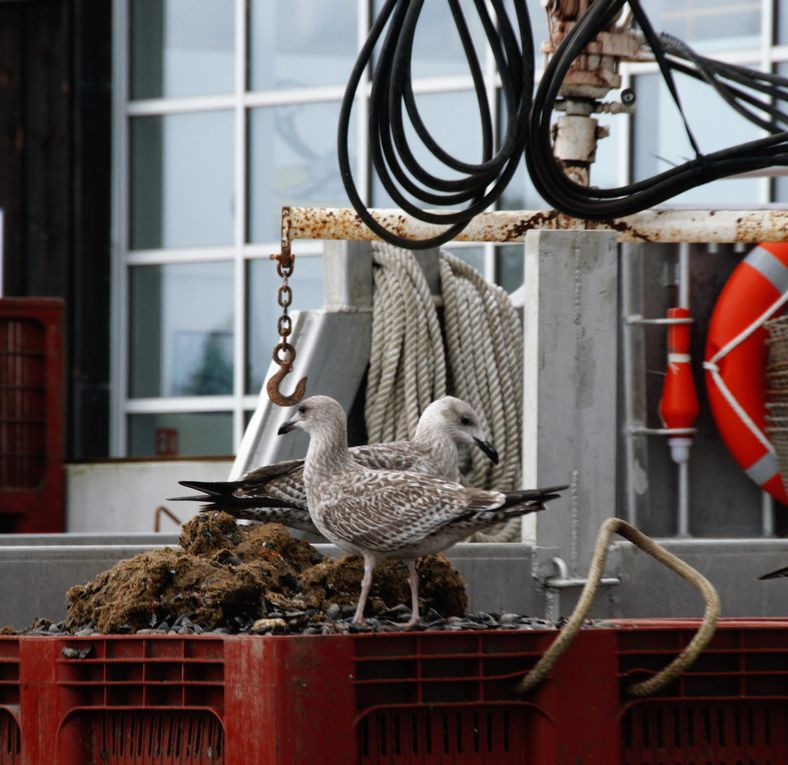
[
  {"xmin": 171, "ymin": 396, "xmax": 499, "ymax": 535},
  {"xmin": 279, "ymin": 395, "xmax": 566, "ymax": 627}
]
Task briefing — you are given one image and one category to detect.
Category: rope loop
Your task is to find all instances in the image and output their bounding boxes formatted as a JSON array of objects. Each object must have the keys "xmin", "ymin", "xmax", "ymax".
[{"xmin": 515, "ymin": 518, "xmax": 720, "ymax": 697}]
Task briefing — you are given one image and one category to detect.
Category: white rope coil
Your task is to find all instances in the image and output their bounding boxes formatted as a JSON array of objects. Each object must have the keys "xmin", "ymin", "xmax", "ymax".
[
  {"xmin": 365, "ymin": 244, "xmax": 523, "ymax": 542},
  {"xmin": 366, "ymin": 243, "xmax": 447, "ymax": 443}
]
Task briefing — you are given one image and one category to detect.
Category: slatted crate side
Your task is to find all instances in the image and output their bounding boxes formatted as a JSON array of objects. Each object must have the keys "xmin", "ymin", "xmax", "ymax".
[
  {"xmin": 0, "ymin": 638, "xmax": 20, "ymax": 765},
  {"xmin": 0, "ymin": 298, "xmax": 64, "ymax": 532},
  {"xmin": 352, "ymin": 628, "xmax": 623, "ymax": 765},
  {"xmin": 613, "ymin": 620, "xmax": 788, "ymax": 765},
  {"xmin": 19, "ymin": 636, "xmax": 227, "ymax": 764}
]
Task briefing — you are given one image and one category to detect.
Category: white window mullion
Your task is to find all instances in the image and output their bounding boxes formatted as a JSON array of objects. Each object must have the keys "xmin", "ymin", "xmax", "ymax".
[
  {"xmin": 233, "ymin": 0, "xmax": 249, "ymax": 451},
  {"xmin": 358, "ymin": 0, "xmax": 371, "ymax": 204}
]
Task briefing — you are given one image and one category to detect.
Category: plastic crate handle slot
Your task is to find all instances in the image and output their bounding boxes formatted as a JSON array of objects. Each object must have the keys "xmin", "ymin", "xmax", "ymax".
[{"xmin": 515, "ymin": 517, "xmax": 721, "ymax": 697}]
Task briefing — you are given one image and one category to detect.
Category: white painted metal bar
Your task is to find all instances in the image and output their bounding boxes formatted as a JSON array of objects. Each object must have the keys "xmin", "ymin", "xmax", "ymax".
[
  {"xmin": 232, "ymin": 0, "xmax": 248, "ymax": 451},
  {"xmin": 125, "ymin": 397, "xmax": 236, "ymax": 414},
  {"xmin": 280, "ymin": 206, "xmax": 788, "ymax": 246},
  {"xmin": 676, "ymin": 243, "xmax": 692, "ymax": 538},
  {"xmin": 110, "ymin": 0, "xmax": 130, "ymax": 457}
]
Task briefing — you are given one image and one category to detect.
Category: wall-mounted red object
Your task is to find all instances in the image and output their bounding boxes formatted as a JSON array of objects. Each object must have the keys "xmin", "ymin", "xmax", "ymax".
[
  {"xmin": 0, "ymin": 298, "xmax": 64, "ymax": 532},
  {"xmin": 659, "ymin": 306, "xmax": 700, "ymax": 463}
]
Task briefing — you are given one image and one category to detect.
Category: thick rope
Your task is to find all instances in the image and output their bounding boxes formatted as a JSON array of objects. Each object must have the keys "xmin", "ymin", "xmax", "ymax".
[
  {"xmin": 440, "ymin": 253, "xmax": 523, "ymax": 541},
  {"xmin": 515, "ymin": 518, "xmax": 720, "ymax": 697},
  {"xmin": 365, "ymin": 246, "xmax": 523, "ymax": 544},
  {"xmin": 366, "ymin": 243, "xmax": 446, "ymax": 442}
]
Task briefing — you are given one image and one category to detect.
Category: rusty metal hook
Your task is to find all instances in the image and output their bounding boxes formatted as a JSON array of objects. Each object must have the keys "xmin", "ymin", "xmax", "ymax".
[{"xmin": 266, "ymin": 342, "xmax": 308, "ymax": 407}]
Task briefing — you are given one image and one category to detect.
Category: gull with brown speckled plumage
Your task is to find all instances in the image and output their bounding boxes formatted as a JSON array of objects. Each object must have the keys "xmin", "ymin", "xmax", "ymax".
[
  {"xmin": 278, "ymin": 395, "xmax": 566, "ymax": 628},
  {"xmin": 171, "ymin": 396, "xmax": 499, "ymax": 535}
]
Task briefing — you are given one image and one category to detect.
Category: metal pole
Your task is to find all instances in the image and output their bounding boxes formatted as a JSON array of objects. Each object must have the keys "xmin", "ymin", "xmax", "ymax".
[
  {"xmin": 621, "ymin": 246, "xmax": 638, "ymax": 525},
  {"xmin": 676, "ymin": 243, "xmax": 692, "ymax": 538},
  {"xmin": 762, "ymin": 491, "xmax": 775, "ymax": 537},
  {"xmin": 281, "ymin": 206, "xmax": 788, "ymax": 248}
]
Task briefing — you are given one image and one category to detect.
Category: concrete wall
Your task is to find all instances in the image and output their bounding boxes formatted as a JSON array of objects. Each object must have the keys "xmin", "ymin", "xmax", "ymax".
[{"xmin": 66, "ymin": 459, "xmax": 233, "ymax": 533}]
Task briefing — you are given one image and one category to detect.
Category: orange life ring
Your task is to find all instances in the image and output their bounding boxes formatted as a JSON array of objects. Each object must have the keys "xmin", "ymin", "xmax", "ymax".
[{"xmin": 704, "ymin": 242, "xmax": 788, "ymax": 505}]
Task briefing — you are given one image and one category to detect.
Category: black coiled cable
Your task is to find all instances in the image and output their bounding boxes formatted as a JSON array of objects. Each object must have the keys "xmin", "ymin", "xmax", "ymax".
[
  {"xmin": 337, "ymin": 0, "xmax": 535, "ymax": 249},
  {"xmin": 527, "ymin": 0, "xmax": 788, "ymax": 220},
  {"xmin": 341, "ymin": 0, "xmax": 788, "ymax": 239}
]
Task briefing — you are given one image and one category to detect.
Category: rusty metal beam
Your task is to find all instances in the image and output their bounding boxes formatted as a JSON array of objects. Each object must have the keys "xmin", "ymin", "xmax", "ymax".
[{"xmin": 281, "ymin": 206, "xmax": 788, "ymax": 249}]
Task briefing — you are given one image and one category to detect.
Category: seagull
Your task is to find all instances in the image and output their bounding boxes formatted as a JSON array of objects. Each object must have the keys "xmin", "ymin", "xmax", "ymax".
[
  {"xmin": 278, "ymin": 395, "xmax": 566, "ymax": 628},
  {"xmin": 170, "ymin": 396, "xmax": 499, "ymax": 535}
]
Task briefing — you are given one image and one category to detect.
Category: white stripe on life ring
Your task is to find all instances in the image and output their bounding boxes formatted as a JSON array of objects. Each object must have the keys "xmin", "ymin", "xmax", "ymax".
[
  {"xmin": 748, "ymin": 246, "xmax": 788, "ymax": 294},
  {"xmin": 745, "ymin": 451, "xmax": 780, "ymax": 487}
]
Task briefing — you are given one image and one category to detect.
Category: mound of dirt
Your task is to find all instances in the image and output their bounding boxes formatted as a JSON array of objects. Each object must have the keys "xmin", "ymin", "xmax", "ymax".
[{"xmin": 64, "ymin": 513, "xmax": 468, "ymax": 634}]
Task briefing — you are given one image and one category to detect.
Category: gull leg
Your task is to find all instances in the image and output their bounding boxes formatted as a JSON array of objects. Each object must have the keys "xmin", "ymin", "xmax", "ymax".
[
  {"xmin": 352, "ymin": 554, "xmax": 375, "ymax": 625},
  {"xmin": 404, "ymin": 560, "xmax": 420, "ymax": 629}
]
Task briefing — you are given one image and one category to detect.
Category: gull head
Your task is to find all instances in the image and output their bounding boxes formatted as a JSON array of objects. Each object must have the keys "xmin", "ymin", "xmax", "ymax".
[
  {"xmin": 420, "ymin": 396, "xmax": 499, "ymax": 464},
  {"xmin": 277, "ymin": 395, "xmax": 347, "ymax": 438}
]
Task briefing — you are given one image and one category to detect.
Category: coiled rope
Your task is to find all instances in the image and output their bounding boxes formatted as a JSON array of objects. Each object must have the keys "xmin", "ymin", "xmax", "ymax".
[
  {"xmin": 366, "ymin": 243, "xmax": 447, "ymax": 442},
  {"xmin": 365, "ymin": 244, "xmax": 523, "ymax": 542}
]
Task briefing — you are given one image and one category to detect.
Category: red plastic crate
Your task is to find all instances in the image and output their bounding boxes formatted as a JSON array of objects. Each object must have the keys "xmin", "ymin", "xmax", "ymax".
[
  {"xmin": 6, "ymin": 628, "xmax": 616, "ymax": 764},
  {"xmin": 0, "ymin": 638, "xmax": 20, "ymax": 765},
  {"xmin": 4, "ymin": 620, "xmax": 788, "ymax": 764},
  {"xmin": 0, "ymin": 298, "xmax": 64, "ymax": 532},
  {"xmin": 610, "ymin": 618, "xmax": 788, "ymax": 765}
]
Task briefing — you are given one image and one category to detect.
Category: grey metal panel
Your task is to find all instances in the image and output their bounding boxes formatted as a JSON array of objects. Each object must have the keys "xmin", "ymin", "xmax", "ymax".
[
  {"xmin": 0, "ymin": 534, "xmax": 179, "ymax": 546},
  {"xmin": 0, "ymin": 545, "xmax": 170, "ymax": 628},
  {"xmin": 523, "ymin": 229, "xmax": 619, "ymax": 573},
  {"xmin": 2, "ymin": 537, "xmax": 785, "ymax": 628},
  {"xmin": 231, "ymin": 308, "xmax": 373, "ymax": 476},
  {"xmin": 613, "ymin": 539, "xmax": 788, "ymax": 617},
  {"xmin": 0, "ymin": 541, "xmax": 540, "ymax": 628}
]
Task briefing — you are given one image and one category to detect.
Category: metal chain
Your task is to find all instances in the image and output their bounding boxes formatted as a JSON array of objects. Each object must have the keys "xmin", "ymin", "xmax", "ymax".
[{"xmin": 266, "ymin": 249, "xmax": 308, "ymax": 406}]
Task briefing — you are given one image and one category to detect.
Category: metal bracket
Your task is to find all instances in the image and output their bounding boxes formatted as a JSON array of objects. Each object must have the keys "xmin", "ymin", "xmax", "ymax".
[{"xmin": 540, "ymin": 555, "xmax": 621, "ymax": 622}]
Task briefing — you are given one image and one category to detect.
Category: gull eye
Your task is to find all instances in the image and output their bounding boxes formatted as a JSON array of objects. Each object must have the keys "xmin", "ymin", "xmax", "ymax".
[
  {"xmin": 298, "ymin": 405, "xmax": 307, "ymax": 414},
  {"xmin": 460, "ymin": 416, "xmax": 471, "ymax": 426}
]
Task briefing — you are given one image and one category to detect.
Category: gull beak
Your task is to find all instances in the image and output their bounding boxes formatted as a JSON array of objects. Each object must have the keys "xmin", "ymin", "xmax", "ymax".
[
  {"xmin": 474, "ymin": 438, "xmax": 499, "ymax": 465},
  {"xmin": 277, "ymin": 419, "xmax": 297, "ymax": 436}
]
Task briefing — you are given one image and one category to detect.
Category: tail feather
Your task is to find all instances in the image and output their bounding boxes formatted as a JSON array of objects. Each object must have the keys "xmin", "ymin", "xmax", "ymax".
[
  {"xmin": 758, "ymin": 565, "xmax": 788, "ymax": 581},
  {"xmin": 500, "ymin": 484, "xmax": 568, "ymax": 510},
  {"xmin": 172, "ymin": 480, "xmax": 299, "ymax": 509},
  {"xmin": 199, "ymin": 504, "xmax": 317, "ymax": 534},
  {"xmin": 178, "ymin": 480, "xmax": 241, "ymax": 496}
]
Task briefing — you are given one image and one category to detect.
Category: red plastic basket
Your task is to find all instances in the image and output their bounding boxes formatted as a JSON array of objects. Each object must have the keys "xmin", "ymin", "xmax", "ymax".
[
  {"xmin": 0, "ymin": 639, "xmax": 20, "ymax": 765},
  {"xmin": 610, "ymin": 619, "xmax": 788, "ymax": 765},
  {"xmin": 0, "ymin": 298, "xmax": 64, "ymax": 532},
  {"xmin": 2, "ymin": 620, "xmax": 787, "ymax": 764}
]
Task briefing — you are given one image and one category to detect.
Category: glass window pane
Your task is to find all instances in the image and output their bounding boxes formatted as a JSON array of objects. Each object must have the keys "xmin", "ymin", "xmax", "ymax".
[
  {"xmin": 642, "ymin": 0, "xmax": 761, "ymax": 51},
  {"xmin": 128, "ymin": 412, "xmax": 233, "ymax": 457},
  {"xmin": 632, "ymin": 72, "xmax": 761, "ymax": 205},
  {"xmin": 130, "ymin": 262, "xmax": 234, "ymax": 398},
  {"xmin": 130, "ymin": 0, "xmax": 235, "ymax": 100},
  {"xmin": 370, "ymin": 90, "xmax": 484, "ymax": 208},
  {"xmin": 496, "ymin": 244, "xmax": 524, "ymax": 293},
  {"xmin": 130, "ymin": 112, "xmax": 235, "ymax": 250},
  {"xmin": 246, "ymin": 255, "xmax": 324, "ymax": 394},
  {"xmin": 445, "ymin": 246, "xmax": 486, "ymax": 275},
  {"xmin": 248, "ymin": 101, "xmax": 354, "ymax": 242},
  {"xmin": 371, "ymin": 0, "xmax": 488, "ymax": 79},
  {"xmin": 773, "ymin": 63, "xmax": 788, "ymax": 202},
  {"xmin": 504, "ymin": 0, "xmax": 548, "ymax": 65},
  {"xmin": 248, "ymin": 0, "xmax": 357, "ymax": 90}
]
